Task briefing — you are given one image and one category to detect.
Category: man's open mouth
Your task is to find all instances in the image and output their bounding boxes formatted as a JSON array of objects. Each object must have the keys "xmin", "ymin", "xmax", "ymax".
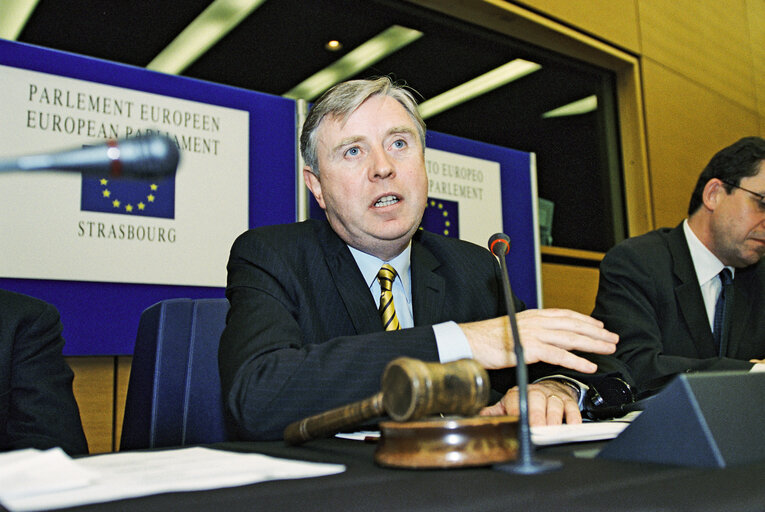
[{"xmin": 374, "ymin": 195, "xmax": 399, "ymax": 207}]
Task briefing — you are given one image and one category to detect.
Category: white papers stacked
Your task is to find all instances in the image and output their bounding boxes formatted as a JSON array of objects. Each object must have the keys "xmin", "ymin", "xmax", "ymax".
[
  {"xmin": 337, "ymin": 414, "xmax": 639, "ymax": 446},
  {"xmin": 0, "ymin": 447, "xmax": 345, "ymax": 511},
  {"xmin": 530, "ymin": 421, "xmax": 630, "ymax": 446}
]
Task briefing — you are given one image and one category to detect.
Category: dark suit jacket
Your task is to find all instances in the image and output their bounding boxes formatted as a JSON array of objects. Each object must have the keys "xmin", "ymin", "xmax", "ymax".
[
  {"xmin": 591, "ymin": 222, "xmax": 765, "ymax": 393},
  {"xmin": 219, "ymin": 220, "xmax": 518, "ymax": 440},
  {"xmin": 0, "ymin": 290, "xmax": 88, "ymax": 455}
]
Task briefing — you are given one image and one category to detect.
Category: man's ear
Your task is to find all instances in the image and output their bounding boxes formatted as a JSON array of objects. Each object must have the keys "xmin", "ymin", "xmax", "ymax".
[
  {"xmin": 701, "ymin": 178, "xmax": 727, "ymax": 212},
  {"xmin": 303, "ymin": 167, "xmax": 326, "ymax": 209}
]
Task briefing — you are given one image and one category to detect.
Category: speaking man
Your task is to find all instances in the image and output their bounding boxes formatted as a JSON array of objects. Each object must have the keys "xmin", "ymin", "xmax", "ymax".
[{"xmin": 219, "ymin": 77, "xmax": 623, "ymax": 440}]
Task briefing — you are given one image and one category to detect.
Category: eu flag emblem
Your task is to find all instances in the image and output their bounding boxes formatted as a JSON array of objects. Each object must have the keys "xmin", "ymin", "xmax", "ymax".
[
  {"xmin": 421, "ymin": 197, "xmax": 459, "ymax": 238},
  {"xmin": 80, "ymin": 175, "xmax": 175, "ymax": 219}
]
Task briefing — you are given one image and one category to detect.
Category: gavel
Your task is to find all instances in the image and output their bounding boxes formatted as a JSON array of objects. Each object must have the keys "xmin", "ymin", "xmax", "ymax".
[{"xmin": 284, "ymin": 357, "xmax": 490, "ymax": 445}]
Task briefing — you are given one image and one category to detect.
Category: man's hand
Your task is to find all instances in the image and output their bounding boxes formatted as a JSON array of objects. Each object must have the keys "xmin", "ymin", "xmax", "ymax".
[
  {"xmin": 460, "ymin": 308, "xmax": 618, "ymax": 374},
  {"xmin": 479, "ymin": 380, "xmax": 582, "ymax": 426}
]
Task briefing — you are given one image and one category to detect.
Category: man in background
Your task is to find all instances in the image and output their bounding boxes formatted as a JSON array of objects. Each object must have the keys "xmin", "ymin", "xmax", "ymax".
[
  {"xmin": 0, "ymin": 289, "xmax": 88, "ymax": 455},
  {"xmin": 219, "ymin": 77, "xmax": 624, "ymax": 441},
  {"xmin": 592, "ymin": 136, "xmax": 765, "ymax": 394}
]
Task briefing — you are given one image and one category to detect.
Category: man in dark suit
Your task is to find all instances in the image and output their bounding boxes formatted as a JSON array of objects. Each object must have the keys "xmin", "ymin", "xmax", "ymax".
[
  {"xmin": 0, "ymin": 289, "xmax": 88, "ymax": 454},
  {"xmin": 219, "ymin": 77, "xmax": 622, "ymax": 441},
  {"xmin": 592, "ymin": 137, "xmax": 765, "ymax": 394}
]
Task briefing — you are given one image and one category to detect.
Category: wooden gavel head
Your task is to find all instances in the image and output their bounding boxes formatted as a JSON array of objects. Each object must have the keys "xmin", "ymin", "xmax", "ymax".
[{"xmin": 381, "ymin": 357, "xmax": 490, "ymax": 421}]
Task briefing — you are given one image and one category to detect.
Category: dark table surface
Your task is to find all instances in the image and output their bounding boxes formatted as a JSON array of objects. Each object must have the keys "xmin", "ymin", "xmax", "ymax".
[{"xmin": 39, "ymin": 437, "xmax": 765, "ymax": 512}]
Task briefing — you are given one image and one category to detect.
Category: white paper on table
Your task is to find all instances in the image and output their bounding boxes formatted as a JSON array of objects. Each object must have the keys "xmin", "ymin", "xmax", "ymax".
[
  {"xmin": 0, "ymin": 448, "xmax": 97, "ymax": 501},
  {"xmin": 336, "ymin": 413, "xmax": 640, "ymax": 446},
  {"xmin": 1, "ymin": 446, "xmax": 345, "ymax": 512},
  {"xmin": 530, "ymin": 421, "xmax": 630, "ymax": 446}
]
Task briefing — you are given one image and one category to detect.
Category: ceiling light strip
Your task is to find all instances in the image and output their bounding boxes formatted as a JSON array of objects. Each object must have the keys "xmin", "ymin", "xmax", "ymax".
[
  {"xmin": 147, "ymin": 0, "xmax": 267, "ymax": 75},
  {"xmin": 0, "ymin": 0, "xmax": 41, "ymax": 40},
  {"xmin": 283, "ymin": 25, "xmax": 423, "ymax": 101},
  {"xmin": 418, "ymin": 59, "xmax": 541, "ymax": 120},
  {"xmin": 542, "ymin": 94, "xmax": 598, "ymax": 118}
]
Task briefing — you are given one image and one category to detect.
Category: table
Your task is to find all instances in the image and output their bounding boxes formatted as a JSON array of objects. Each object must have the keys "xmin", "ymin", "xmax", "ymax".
[{"xmin": 36, "ymin": 438, "xmax": 765, "ymax": 512}]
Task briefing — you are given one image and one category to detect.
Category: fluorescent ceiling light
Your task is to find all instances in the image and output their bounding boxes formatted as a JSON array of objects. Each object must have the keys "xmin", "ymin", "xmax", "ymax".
[
  {"xmin": 0, "ymin": 0, "xmax": 41, "ymax": 40},
  {"xmin": 147, "ymin": 0, "xmax": 267, "ymax": 75},
  {"xmin": 417, "ymin": 59, "xmax": 541, "ymax": 120},
  {"xmin": 283, "ymin": 25, "xmax": 423, "ymax": 101},
  {"xmin": 542, "ymin": 94, "xmax": 598, "ymax": 118}
]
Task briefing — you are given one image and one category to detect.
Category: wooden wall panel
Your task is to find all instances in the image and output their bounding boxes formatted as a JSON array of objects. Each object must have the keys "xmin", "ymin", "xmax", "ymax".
[
  {"xmin": 511, "ymin": 0, "xmax": 640, "ymax": 53},
  {"xmin": 638, "ymin": 0, "xmax": 757, "ymax": 112},
  {"xmin": 114, "ymin": 356, "xmax": 132, "ymax": 451},
  {"xmin": 641, "ymin": 58, "xmax": 760, "ymax": 228},
  {"xmin": 541, "ymin": 263, "xmax": 600, "ymax": 315},
  {"xmin": 748, "ymin": 0, "xmax": 765, "ymax": 119},
  {"xmin": 67, "ymin": 356, "xmax": 114, "ymax": 454}
]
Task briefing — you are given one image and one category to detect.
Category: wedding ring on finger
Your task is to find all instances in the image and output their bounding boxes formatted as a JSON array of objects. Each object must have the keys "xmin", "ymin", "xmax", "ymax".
[{"xmin": 548, "ymin": 395, "xmax": 565, "ymax": 406}]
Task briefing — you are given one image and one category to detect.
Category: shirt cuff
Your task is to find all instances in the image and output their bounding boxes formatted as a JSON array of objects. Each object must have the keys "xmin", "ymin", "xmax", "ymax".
[
  {"xmin": 432, "ymin": 321, "xmax": 473, "ymax": 362},
  {"xmin": 751, "ymin": 363, "xmax": 765, "ymax": 372}
]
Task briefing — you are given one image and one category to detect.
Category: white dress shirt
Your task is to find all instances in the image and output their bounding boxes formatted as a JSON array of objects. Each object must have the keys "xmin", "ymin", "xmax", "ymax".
[{"xmin": 682, "ymin": 219, "xmax": 734, "ymax": 331}]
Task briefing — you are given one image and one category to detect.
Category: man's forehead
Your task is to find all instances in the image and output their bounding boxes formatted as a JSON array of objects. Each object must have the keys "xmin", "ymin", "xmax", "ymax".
[
  {"xmin": 743, "ymin": 161, "xmax": 765, "ymax": 186},
  {"xmin": 317, "ymin": 107, "xmax": 420, "ymax": 147}
]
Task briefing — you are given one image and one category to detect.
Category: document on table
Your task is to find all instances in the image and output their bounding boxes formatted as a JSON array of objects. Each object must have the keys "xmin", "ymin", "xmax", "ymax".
[
  {"xmin": 530, "ymin": 418, "xmax": 633, "ymax": 446},
  {"xmin": 0, "ymin": 446, "xmax": 345, "ymax": 512},
  {"xmin": 336, "ymin": 413, "xmax": 639, "ymax": 445}
]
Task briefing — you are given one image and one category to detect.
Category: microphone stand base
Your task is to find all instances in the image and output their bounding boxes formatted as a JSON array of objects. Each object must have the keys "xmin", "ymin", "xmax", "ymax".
[{"xmin": 493, "ymin": 457, "xmax": 562, "ymax": 475}]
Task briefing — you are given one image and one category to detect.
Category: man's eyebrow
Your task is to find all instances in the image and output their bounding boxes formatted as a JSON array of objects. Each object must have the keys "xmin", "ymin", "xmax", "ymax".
[
  {"xmin": 329, "ymin": 126, "xmax": 417, "ymax": 154},
  {"xmin": 330, "ymin": 136, "xmax": 364, "ymax": 154},
  {"xmin": 387, "ymin": 126, "xmax": 416, "ymax": 137}
]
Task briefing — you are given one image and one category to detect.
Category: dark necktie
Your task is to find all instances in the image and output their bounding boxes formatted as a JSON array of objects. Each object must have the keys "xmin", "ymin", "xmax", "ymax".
[
  {"xmin": 713, "ymin": 268, "xmax": 733, "ymax": 355},
  {"xmin": 377, "ymin": 264, "xmax": 400, "ymax": 331}
]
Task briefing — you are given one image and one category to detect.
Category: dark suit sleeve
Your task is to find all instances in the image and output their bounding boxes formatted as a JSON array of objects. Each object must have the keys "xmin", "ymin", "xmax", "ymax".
[
  {"xmin": 0, "ymin": 292, "xmax": 88, "ymax": 455},
  {"xmin": 219, "ymin": 231, "xmax": 440, "ymax": 441},
  {"xmin": 592, "ymin": 240, "xmax": 753, "ymax": 393}
]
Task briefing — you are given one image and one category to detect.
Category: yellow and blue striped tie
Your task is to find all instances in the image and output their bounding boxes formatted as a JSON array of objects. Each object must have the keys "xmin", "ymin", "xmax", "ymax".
[{"xmin": 378, "ymin": 264, "xmax": 401, "ymax": 331}]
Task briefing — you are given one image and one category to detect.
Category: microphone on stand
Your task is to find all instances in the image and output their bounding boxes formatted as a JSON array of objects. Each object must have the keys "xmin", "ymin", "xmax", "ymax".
[
  {"xmin": 487, "ymin": 233, "xmax": 561, "ymax": 474},
  {"xmin": 0, "ymin": 134, "xmax": 180, "ymax": 179}
]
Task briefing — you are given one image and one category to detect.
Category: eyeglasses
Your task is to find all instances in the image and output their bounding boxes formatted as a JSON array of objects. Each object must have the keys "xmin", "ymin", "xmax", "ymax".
[{"xmin": 722, "ymin": 180, "xmax": 765, "ymax": 212}]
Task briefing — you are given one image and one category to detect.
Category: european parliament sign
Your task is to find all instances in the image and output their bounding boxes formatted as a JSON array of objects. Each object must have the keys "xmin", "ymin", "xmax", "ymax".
[
  {"xmin": 1, "ymin": 64, "xmax": 249, "ymax": 287},
  {"xmin": 0, "ymin": 39, "xmax": 296, "ymax": 354}
]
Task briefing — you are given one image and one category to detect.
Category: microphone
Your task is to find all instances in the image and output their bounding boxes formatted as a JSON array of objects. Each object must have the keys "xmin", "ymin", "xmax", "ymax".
[
  {"xmin": 0, "ymin": 134, "xmax": 180, "ymax": 179},
  {"xmin": 488, "ymin": 233, "xmax": 511, "ymax": 257},
  {"xmin": 488, "ymin": 232, "xmax": 561, "ymax": 474}
]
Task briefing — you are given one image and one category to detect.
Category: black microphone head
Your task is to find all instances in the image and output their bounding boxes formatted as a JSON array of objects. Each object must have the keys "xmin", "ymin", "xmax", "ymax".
[
  {"xmin": 9, "ymin": 134, "xmax": 180, "ymax": 179},
  {"xmin": 111, "ymin": 134, "xmax": 180, "ymax": 179},
  {"xmin": 488, "ymin": 233, "xmax": 511, "ymax": 256}
]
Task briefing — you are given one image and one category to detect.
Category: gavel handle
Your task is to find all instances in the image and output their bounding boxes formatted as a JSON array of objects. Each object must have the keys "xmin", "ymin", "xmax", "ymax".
[{"xmin": 284, "ymin": 391, "xmax": 385, "ymax": 445}]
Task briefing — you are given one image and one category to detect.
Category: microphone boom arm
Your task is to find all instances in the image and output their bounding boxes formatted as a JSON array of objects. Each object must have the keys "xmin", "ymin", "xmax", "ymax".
[
  {"xmin": 493, "ymin": 247, "xmax": 534, "ymax": 464},
  {"xmin": 489, "ymin": 233, "xmax": 561, "ymax": 473},
  {"xmin": 0, "ymin": 134, "xmax": 179, "ymax": 179}
]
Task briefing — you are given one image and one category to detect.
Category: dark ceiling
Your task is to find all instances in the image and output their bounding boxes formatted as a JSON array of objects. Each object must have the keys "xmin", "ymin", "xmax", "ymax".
[{"xmin": 14, "ymin": 0, "xmax": 623, "ymax": 251}]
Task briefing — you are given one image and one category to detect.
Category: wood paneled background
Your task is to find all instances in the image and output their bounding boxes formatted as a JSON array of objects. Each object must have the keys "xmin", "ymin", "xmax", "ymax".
[{"xmin": 66, "ymin": 0, "xmax": 765, "ymax": 453}]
